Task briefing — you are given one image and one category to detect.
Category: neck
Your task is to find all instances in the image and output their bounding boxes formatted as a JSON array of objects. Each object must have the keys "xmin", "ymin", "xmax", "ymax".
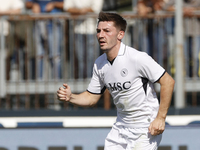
[{"xmin": 106, "ymin": 42, "xmax": 121, "ymax": 62}]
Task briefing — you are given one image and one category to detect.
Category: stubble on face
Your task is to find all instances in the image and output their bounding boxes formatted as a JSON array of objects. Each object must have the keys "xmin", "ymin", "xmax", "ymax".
[{"xmin": 96, "ymin": 21, "xmax": 119, "ymax": 53}]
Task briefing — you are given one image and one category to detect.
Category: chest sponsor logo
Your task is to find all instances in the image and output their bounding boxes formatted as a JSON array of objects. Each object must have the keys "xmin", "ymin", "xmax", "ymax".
[{"xmin": 108, "ymin": 81, "xmax": 131, "ymax": 91}]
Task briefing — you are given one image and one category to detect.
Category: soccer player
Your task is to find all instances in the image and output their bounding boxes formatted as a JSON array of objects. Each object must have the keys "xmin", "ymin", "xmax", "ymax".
[{"xmin": 57, "ymin": 12, "xmax": 175, "ymax": 150}]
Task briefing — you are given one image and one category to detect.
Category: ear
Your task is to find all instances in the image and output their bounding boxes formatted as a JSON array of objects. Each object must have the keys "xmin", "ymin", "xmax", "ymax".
[{"xmin": 117, "ymin": 31, "xmax": 125, "ymax": 40}]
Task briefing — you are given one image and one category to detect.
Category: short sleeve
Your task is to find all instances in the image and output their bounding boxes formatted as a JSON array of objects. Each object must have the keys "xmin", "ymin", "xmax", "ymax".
[
  {"xmin": 136, "ymin": 52, "xmax": 165, "ymax": 83},
  {"xmin": 87, "ymin": 63, "xmax": 105, "ymax": 94}
]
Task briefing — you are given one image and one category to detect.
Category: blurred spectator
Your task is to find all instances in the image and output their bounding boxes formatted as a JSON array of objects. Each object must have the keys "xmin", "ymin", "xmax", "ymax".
[
  {"xmin": 137, "ymin": 0, "xmax": 200, "ymax": 15},
  {"xmin": 0, "ymin": 0, "xmax": 24, "ymax": 81},
  {"xmin": 136, "ymin": 0, "xmax": 200, "ymax": 77},
  {"xmin": 136, "ymin": 0, "xmax": 167, "ymax": 65},
  {"xmin": 25, "ymin": 0, "xmax": 64, "ymax": 80},
  {"xmin": 0, "ymin": 0, "xmax": 24, "ymax": 36},
  {"xmin": 162, "ymin": 0, "xmax": 200, "ymax": 15},
  {"xmin": 137, "ymin": 0, "xmax": 164, "ymax": 15},
  {"xmin": 63, "ymin": 0, "xmax": 104, "ymax": 79},
  {"xmin": 162, "ymin": 0, "xmax": 200, "ymax": 77}
]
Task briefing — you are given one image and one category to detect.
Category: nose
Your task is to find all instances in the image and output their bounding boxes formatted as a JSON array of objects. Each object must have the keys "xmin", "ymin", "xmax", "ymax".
[{"xmin": 98, "ymin": 30, "xmax": 104, "ymax": 38}]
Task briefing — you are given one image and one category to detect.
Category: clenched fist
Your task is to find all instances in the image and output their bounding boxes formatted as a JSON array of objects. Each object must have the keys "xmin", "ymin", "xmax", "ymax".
[{"xmin": 57, "ymin": 84, "xmax": 72, "ymax": 102}]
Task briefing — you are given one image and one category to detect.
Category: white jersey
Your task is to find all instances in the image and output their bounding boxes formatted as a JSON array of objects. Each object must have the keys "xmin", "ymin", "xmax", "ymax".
[{"xmin": 87, "ymin": 42, "xmax": 165, "ymax": 128}]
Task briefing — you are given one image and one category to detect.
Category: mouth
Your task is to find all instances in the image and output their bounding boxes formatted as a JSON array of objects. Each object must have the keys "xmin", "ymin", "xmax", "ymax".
[{"xmin": 99, "ymin": 40, "xmax": 106, "ymax": 46}]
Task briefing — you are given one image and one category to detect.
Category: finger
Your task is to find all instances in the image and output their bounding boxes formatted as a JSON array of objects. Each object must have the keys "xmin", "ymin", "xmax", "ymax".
[
  {"xmin": 152, "ymin": 129, "xmax": 164, "ymax": 136},
  {"xmin": 63, "ymin": 83, "xmax": 69, "ymax": 89},
  {"xmin": 57, "ymin": 95, "xmax": 66, "ymax": 99},
  {"xmin": 57, "ymin": 93, "xmax": 66, "ymax": 99},
  {"xmin": 57, "ymin": 94, "xmax": 70, "ymax": 101},
  {"xmin": 150, "ymin": 130, "xmax": 155, "ymax": 135},
  {"xmin": 57, "ymin": 89, "xmax": 67, "ymax": 95},
  {"xmin": 158, "ymin": 129, "xmax": 164, "ymax": 134},
  {"xmin": 57, "ymin": 97, "xmax": 67, "ymax": 101},
  {"xmin": 59, "ymin": 87, "xmax": 66, "ymax": 91},
  {"xmin": 148, "ymin": 125, "xmax": 157, "ymax": 136}
]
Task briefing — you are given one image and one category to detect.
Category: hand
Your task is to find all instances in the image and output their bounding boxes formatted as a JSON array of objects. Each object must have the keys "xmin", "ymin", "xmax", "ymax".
[
  {"xmin": 137, "ymin": 2, "xmax": 152, "ymax": 15},
  {"xmin": 32, "ymin": 3, "xmax": 41, "ymax": 13},
  {"xmin": 45, "ymin": 2, "xmax": 55, "ymax": 12},
  {"xmin": 57, "ymin": 84, "xmax": 72, "ymax": 102},
  {"xmin": 148, "ymin": 117, "xmax": 165, "ymax": 136},
  {"xmin": 183, "ymin": 7, "xmax": 195, "ymax": 16}
]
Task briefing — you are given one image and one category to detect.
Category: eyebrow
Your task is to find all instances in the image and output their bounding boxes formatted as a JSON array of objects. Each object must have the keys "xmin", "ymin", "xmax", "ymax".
[{"xmin": 96, "ymin": 28, "xmax": 110, "ymax": 30}]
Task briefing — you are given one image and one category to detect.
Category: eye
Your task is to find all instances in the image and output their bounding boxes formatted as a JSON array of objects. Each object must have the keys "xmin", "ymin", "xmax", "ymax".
[{"xmin": 96, "ymin": 29, "xmax": 101, "ymax": 33}]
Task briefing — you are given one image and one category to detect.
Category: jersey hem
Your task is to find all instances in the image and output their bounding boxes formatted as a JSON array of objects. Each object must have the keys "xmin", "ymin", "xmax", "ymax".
[{"xmin": 114, "ymin": 121, "xmax": 151, "ymax": 129}]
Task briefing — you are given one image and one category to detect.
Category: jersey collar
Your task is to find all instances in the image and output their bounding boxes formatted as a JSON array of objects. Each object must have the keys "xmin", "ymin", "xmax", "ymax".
[
  {"xmin": 106, "ymin": 42, "xmax": 126, "ymax": 65},
  {"xmin": 118, "ymin": 42, "xmax": 126, "ymax": 56}
]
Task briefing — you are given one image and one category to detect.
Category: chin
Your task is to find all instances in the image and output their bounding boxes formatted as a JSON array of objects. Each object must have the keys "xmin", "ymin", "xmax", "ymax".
[{"xmin": 100, "ymin": 48, "xmax": 108, "ymax": 53}]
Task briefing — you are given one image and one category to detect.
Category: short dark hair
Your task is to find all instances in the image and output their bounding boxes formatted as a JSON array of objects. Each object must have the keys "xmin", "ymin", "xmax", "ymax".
[{"xmin": 98, "ymin": 12, "xmax": 127, "ymax": 32}]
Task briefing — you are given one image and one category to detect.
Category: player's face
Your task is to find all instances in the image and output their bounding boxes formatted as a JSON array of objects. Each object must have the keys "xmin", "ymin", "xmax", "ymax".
[{"xmin": 96, "ymin": 21, "xmax": 120, "ymax": 52}]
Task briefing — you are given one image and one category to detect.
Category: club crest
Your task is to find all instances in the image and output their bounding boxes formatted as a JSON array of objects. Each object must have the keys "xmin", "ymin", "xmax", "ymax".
[{"xmin": 121, "ymin": 68, "xmax": 128, "ymax": 77}]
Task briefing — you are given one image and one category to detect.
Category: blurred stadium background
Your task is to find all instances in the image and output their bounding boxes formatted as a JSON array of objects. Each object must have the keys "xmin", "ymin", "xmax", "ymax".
[{"xmin": 0, "ymin": 0, "xmax": 200, "ymax": 150}]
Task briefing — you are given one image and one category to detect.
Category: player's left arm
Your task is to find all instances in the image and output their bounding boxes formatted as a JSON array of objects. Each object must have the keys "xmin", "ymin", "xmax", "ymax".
[{"xmin": 149, "ymin": 72, "xmax": 175, "ymax": 136}]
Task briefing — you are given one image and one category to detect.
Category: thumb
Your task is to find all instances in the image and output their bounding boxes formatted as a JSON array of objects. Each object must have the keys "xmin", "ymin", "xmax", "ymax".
[
  {"xmin": 148, "ymin": 123, "xmax": 152, "ymax": 133},
  {"xmin": 63, "ymin": 83, "xmax": 69, "ymax": 89},
  {"xmin": 63, "ymin": 83, "xmax": 70, "ymax": 89}
]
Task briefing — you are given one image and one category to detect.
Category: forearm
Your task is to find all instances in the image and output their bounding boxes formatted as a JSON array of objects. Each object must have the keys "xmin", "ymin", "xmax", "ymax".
[
  {"xmin": 69, "ymin": 91, "xmax": 101, "ymax": 107},
  {"xmin": 67, "ymin": 8, "xmax": 93, "ymax": 15},
  {"xmin": 52, "ymin": 2, "xmax": 64, "ymax": 10},
  {"xmin": 149, "ymin": 72, "xmax": 174, "ymax": 135},
  {"xmin": 157, "ymin": 73, "xmax": 175, "ymax": 120},
  {"xmin": 0, "ymin": 9, "xmax": 21, "ymax": 15},
  {"xmin": 157, "ymin": 87, "xmax": 173, "ymax": 119}
]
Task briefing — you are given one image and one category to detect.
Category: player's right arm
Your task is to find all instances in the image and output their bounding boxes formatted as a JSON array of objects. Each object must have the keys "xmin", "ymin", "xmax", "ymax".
[{"xmin": 57, "ymin": 83, "xmax": 101, "ymax": 107}]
